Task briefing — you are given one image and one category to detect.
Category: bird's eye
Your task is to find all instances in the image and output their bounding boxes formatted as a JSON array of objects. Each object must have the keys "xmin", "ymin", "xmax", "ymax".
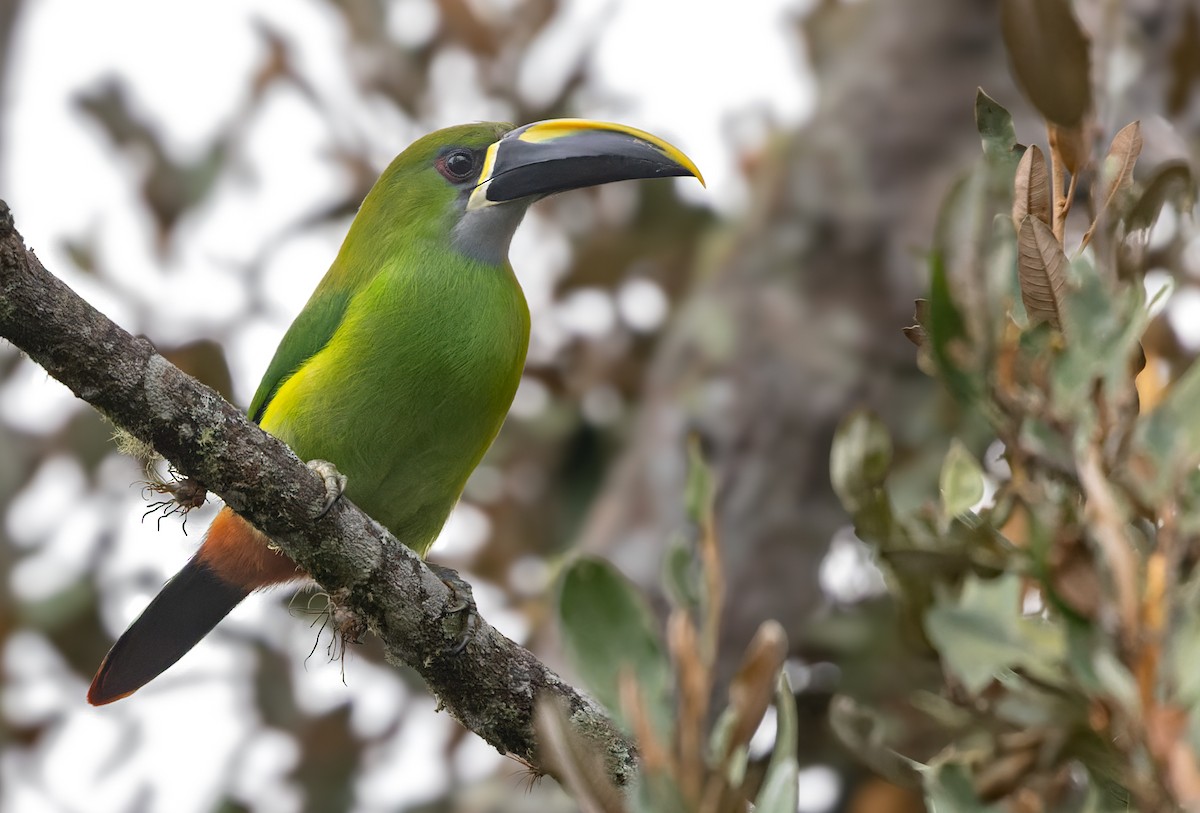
[{"xmin": 438, "ymin": 149, "xmax": 476, "ymax": 182}]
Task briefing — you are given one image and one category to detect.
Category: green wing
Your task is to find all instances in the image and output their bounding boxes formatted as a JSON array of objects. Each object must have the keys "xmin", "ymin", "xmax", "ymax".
[{"xmin": 247, "ymin": 289, "xmax": 350, "ymax": 424}]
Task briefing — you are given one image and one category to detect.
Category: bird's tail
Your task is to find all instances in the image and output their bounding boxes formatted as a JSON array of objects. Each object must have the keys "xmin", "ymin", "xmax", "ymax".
[
  {"xmin": 88, "ymin": 507, "xmax": 299, "ymax": 706},
  {"xmin": 87, "ymin": 555, "xmax": 250, "ymax": 705}
]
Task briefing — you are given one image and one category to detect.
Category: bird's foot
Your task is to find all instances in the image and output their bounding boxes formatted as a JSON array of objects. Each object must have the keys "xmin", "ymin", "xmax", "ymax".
[
  {"xmin": 328, "ymin": 589, "xmax": 367, "ymax": 647},
  {"xmin": 139, "ymin": 469, "xmax": 208, "ymax": 533},
  {"xmin": 306, "ymin": 459, "xmax": 348, "ymax": 519},
  {"xmin": 164, "ymin": 475, "xmax": 209, "ymax": 509},
  {"xmin": 427, "ymin": 562, "xmax": 478, "ymax": 656}
]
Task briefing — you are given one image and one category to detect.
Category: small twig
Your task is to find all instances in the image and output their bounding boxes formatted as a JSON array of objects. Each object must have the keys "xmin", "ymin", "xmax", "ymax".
[
  {"xmin": 698, "ymin": 486, "xmax": 724, "ymax": 668},
  {"xmin": 1077, "ymin": 441, "xmax": 1139, "ymax": 653},
  {"xmin": 1061, "ymin": 170, "xmax": 1079, "ymax": 238},
  {"xmin": 1048, "ymin": 124, "xmax": 1065, "ymax": 242},
  {"xmin": 668, "ymin": 610, "xmax": 707, "ymax": 804}
]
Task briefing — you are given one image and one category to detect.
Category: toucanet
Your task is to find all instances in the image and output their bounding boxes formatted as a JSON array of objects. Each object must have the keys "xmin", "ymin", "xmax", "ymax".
[{"xmin": 88, "ymin": 119, "xmax": 703, "ymax": 705}]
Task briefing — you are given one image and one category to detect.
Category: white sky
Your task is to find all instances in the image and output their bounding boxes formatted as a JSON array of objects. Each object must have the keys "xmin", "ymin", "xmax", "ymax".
[{"xmin": 1, "ymin": 1, "xmax": 815, "ymax": 812}]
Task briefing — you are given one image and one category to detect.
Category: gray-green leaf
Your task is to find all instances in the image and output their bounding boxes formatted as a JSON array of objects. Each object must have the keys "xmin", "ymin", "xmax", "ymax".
[
  {"xmin": 925, "ymin": 573, "xmax": 1066, "ymax": 695},
  {"xmin": 753, "ymin": 672, "xmax": 800, "ymax": 813},
  {"xmin": 559, "ymin": 557, "xmax": 672, "ymax": 734},
  {"xmin": 939, "ymin": 439, "xmax": 985, "ymax": 519},
  {"xmin": 830, "ymin": 409, "xmax": 893, "ymax": 512}
]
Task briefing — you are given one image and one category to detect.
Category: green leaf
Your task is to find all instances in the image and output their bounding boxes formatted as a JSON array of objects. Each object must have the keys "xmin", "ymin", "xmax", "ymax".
[
  {"xmin": 771, "ymin": 671, "xmax": 798, "ymax": 766},
  {"xmin": 631, "ymin": 773, "xmax": 690, "ymax": 813},
  {"xmin": 708, "ymin": 706, "xmax": 737, "ymax": 768},
  {"xmin": 975, "ymin": 89, "xmax": 1018, "ymax": 166},
  {"xmin": 976, "ymin": 90, "xmax": 1024, "ymax": 214},
  {"xmin": 661, "ymin": 534, "xmax": 701, "ymax": 613},
  {"xmin": 939, "ymin": 440, "xmax": 985, "ymax": 518},
  {"xmin": 828, "ymin": 695, "xmax": 924, "ymax": 787},
  {"xmin": 830, "ymin": 410, "xmax": 895, "ymax": 543},
  {"xmin": 1073, "ymin": 782, "xmax": 1136, "ymax": 813},
  {"xmin": 830, "ymin": 409, "xmax": 892, "ymax": 509},
  {"xmin": 925, "ymin": 573, "xmax": 1066, "ymax": 695},
  {"xmin": 987, "ymin": 214, "xmax": 1021, "ymax": 310},
  {"xmin": 559, "ymin": 557, "xmax": 672, "ymax": 733},
  {"xmin": 725, "ymin": 744, "xmax": 749, "ymax": 789},
  {"xmin": 1092, "ymin": 646, "xmax": 1138, "ymax": 712},
  {"xmin": 684, "ymin": 435, "xmax": 713, "ymax": 524},
  {"xmin": 922, "ymin": 762, "xmax": 1005, "ymax": 813},
  {"xmin": 1128, "ymin": 159, "xmax": 1196, "ymax": 232},
  {"xmin": 1171, "ymin": 609, "xmax": 1200, "ymax": 705},
  {"xmin": 1050, "ymin": 267, "xmax": 1146, "ymax": 419},
  {"xmin": 1132, "ymin": 353, "xmax": 1200, "ymax": 502},
  {"xmin": 754, "ymin": 672, "xmax": 800, "ymax": 813},
  {"xmin": 990, "ymin": 680, "xmax": 1070, "ymax": 728},
  {"xmin": 753, "ymin": 759, "xmax": 798, "ymax": 813},
  {"xmin": 927, "ymin": 251, "xmax": 976, "ymax": 403},
  {"xmin": 932, "ymin": 155, "xmax": 1018, "ymax": 366}
]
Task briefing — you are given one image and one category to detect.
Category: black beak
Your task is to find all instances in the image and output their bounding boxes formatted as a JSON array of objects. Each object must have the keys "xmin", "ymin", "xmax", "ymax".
[{"xmin": 468, "ymin": 119, "xmax": 704, "ymax": 210}]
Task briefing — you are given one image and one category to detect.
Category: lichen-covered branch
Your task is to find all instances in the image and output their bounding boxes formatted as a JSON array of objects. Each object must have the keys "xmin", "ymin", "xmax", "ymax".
[{"xmin": 0, "ymin": 200, "xmax": 634, "ymax": 785}]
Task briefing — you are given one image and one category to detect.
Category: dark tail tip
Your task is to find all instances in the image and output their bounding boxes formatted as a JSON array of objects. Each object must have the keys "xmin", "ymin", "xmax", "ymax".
[{"xmin": 88, "ymin": 557, "xmax": 250, "ymax": 706}]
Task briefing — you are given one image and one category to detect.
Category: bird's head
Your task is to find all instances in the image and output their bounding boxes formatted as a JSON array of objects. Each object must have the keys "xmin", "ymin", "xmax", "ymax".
[{"xmin": 371, "ymin": 119, "xmax": 704, "ymax": 264}]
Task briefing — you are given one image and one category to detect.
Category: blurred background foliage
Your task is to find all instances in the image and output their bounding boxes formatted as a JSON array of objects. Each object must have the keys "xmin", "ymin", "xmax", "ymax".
[{"xmin": 4, "ymin": 0, "xmax": 1200, "ymax": 811}]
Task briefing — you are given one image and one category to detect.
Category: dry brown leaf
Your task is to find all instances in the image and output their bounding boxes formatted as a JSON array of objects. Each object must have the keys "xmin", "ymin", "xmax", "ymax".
[
  {"xmin": 1101, "ymin": 121, "xmax": 1143, "ymax": 206},
  {"xmin": 535, "ymin": 697, "xmax": 629, "ymax": 813},
  {"xmin": 1017, "ymin": 216, "xmax": 1069, "ymax": 331},
  {"xmin": 994, "ymin": 321, "xmax": 1026, "ymax": 408},
  {"xmin": 903, "ymin": 299, "xmax": 929, "ymax": 347},
  {"xmin": 1000, "ymin": 0, "xmax": 1091, "ymax": 126},
  {"xmin": 725, "ymin": 620, "xmax": 788, "ymax": 756},
  {"xmin": 1136, "ymin": 551, "xmax": 1168, "ymax": 710},
  {"xmin": 974, "ymin": 747, "xmax": 1038, "ymax": 802},
  {"xmin": 698, "ymin": 494, "xmax": 724, "ymax": 665},
  {"xmin": 902, "ymin": 325, "xmax": 925, "ymax": 347},
  {"xmin": 1047, "ymin": 124, "xmax": 1086, "ymax": 240},
  {"xmin": 1048, "ymin": 123, "xmax": 1086, "ymax": 177},
  {"xmin": 1169, "ymin": 740, "xmax": 1200, "ymax": 809},
  {"xmin": 668, "ymin": 610, "xmax": 710, "ymax": 803},
  {"xmin": 1048, "ymin": 528, "xmax": 1100, "ymax": 618},
  {"xmin": 1136, "ymin": 350, "xmax": 1170, "ymax": 414},
  {"xmin": 1143, "ymin": 702, "xmax": 1200, "ymax": 808},
  {"xmin": 1147, "ymin": 705, "xmax": 1188, "ymax": 763},
  {"xmin": 1168, "ymin": 5, "xmax": 1200, "ymax": 115},
  {"xmin": 1080, "ymin": 121, "xmax": 1143, "ymax": 251},
  {"xmin": 615, "ymin": 669, "xmax": 671, "ymax": 777},
  {"xmin": 1013, "ymin": 144, "xmax": 1051, "ymax": 233},
  {"xmin": 1078, "ymin": 443, "xmax": 1140, "ymax": 650}
]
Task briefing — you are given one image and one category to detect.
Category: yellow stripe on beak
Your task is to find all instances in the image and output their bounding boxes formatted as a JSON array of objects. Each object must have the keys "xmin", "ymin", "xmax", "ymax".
[
  {"xmin": 516, "ymin": 119, "xmax": 705, "ymax": 187},
  {"xmin": 468, "ymin": 142, "xmax": 502, "ymax": 211}
]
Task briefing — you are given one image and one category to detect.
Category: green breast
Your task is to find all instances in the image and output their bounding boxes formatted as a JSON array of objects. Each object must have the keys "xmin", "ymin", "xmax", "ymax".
[{"xmin": 259, "ymin": 257, "xmax": 529, "ymax": 554}]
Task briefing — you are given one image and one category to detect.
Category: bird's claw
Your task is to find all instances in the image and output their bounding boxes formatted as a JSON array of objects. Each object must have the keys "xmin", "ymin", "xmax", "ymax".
[
  {"xmin": 427, "ymin": 562, "xmax": 477, "ymax": 656},
  {"xmin": 329, "ymin": 590, "xmax": 367, "ymax": 646},
  {"xmin": 307, "ymin": 459, "xmax": 348, "ymax": 519}
]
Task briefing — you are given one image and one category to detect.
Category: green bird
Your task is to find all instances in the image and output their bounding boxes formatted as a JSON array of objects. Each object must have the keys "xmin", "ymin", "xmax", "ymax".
[{"xmin": 88, "ymin": 119, "xmax": 703, "ymax": 705}]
